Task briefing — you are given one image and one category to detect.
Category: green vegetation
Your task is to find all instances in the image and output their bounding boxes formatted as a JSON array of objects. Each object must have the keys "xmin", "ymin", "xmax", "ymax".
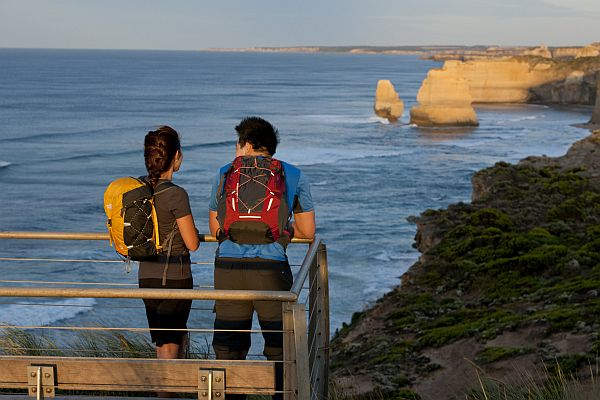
[
  {"xmin": 331, "ymin": 143, "xmax": 600, "ymax": 398},
  {"xmin": 476, "ymin": 346, "xmax": 533, "ymax": 364},
  {"xmin": 467, "ymin": 362, "xmax": 600, "ymax": 400}
]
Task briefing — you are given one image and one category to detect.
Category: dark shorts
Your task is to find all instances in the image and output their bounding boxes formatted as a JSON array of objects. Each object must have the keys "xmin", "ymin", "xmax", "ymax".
[{"xmin": 139, "ymin": 256, "xmax": 193, "ymax": 347}]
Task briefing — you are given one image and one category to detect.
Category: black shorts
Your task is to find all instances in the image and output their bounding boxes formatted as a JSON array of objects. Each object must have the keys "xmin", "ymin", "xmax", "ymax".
[{"xmin": 139, "ymin": 257, "xmax": 193, "ymax": 347}]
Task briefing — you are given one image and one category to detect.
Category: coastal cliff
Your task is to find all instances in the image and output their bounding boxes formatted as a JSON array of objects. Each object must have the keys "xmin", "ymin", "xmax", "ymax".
[
  {"xmin": 431, "ymin": 57, "xmax": 600, "ymax": 105},
  {"xmin": 591, "ymin": 77, "xmax": 600, "ymax": 125},
  {"xmin": 331, "ymin": 132, "xmax": 600, "ymax": 399}
]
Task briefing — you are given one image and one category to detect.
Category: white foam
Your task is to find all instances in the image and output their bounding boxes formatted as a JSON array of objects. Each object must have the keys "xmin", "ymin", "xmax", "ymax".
[
  {"xmin": 312, "ymin": 180, "xmax": 328, "ymax": 186},
  {"xmin": 302, "ymin": 114, "xmax": 392, "ymax": 125},
  {"xmin": 0, "ymin": 161, "xmax": 11, "ymax": 168},
  {"xmin": 368, "ymin": 116, "xmax": 390, "ymax": 125},
  {"xmin": 277, "ymin": 147, "xmax": 408, "ymax": 166},
  {"xmin": 0, "ymin": 298, "xmax": 96, "ymax": 326},
  {"xmin": 508, "ymin": 115, "xmax": 539, "ymax": 122}
]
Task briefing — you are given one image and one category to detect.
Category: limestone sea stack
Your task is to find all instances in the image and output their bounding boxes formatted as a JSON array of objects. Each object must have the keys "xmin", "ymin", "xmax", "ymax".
[
  {"xmin": 374, "ymin": 80, "xmax": 404, "ymax": 122},
  {"xmin": 409, "ymin": 67, "xmax": 478, "ymax": 127}
]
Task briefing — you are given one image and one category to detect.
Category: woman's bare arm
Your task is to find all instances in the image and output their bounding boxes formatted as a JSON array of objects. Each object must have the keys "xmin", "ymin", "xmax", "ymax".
[{"xmin": 176, "ymin": 214, "xmax": 199, "ymax": 251}]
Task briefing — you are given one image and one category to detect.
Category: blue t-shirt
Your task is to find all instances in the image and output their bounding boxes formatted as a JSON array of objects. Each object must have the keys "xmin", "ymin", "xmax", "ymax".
[{"xmin": 209, "ymin": 159, "xmax": 314, "ymax": 261}]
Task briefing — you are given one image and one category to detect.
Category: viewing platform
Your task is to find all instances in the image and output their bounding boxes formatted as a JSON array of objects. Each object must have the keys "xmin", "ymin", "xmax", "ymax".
[{"xmin": 0, "ymin": 232, "xmax": 329, "ymax": 400}]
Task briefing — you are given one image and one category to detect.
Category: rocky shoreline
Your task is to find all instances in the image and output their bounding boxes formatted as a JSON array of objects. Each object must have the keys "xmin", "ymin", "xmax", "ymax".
[{"xmin": 330, "ymin": 131, "xmax": 600, "ymax": 399}]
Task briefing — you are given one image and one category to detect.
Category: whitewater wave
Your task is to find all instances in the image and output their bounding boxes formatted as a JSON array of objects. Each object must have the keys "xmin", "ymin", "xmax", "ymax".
[
  {"xmin": 302, "ymin": 114, "xmax": 394, "ymax": 125},
  {"xmin": 0, "ymin": 161, "xmax": 11, "ymax": 169},
  {"xmin": 312, "ymin": 180, "xmax": 328, "ymax": 187},
  {"xmin": 372, "ymin": 250, "xmax": 419, "ymax": 263},
  {"xmin": 277, "ymin": 147, "xmax": 409, "ymax": 166},
  {"xmin": 367, "ymin": 116, "xmax": 390, "ymax": 125},
  {"xmin": 0, "ymin": 298, "xmax": 97, "ymax": 326},
  {"xmin": 508, "ymin": 115, "xmax": 540, "ymax": 122}
]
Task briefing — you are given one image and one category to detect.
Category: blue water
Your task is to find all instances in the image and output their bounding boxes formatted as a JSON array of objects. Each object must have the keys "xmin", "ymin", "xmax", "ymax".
[{"xmin": 0, "ymin": 49, "xmax": 593, "ymax": 347}]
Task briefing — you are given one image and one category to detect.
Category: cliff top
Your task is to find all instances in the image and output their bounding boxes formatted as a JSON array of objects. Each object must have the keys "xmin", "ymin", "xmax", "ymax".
[{"xmin": 331, "ymin": 131, "xmax": 600, "ymax": 400}]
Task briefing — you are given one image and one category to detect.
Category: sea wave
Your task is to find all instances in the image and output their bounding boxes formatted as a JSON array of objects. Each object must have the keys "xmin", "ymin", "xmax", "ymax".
[
  {"xmin": 302, "ymin": 114, "xmax": 392, "ymax": 125},
  {"xmin": 0, "ymin": 161, "xmax": 11, "ymax": 168},
  {"xmin": 42, "ymin": 140, "xmax": 237, "ymax": 164},
  {"xmin": 368, "ymin": 116, "xmax": 391, "ymax": 125},
  {"xmin": 184, "ymin": 140, "xmax": 237, "ymax": 151},
  {"xmin": 0, "ymin": 125, "xmax": 146, "ymax": 143},
  {"xmin": 0, "ymin": 298, "xmax": 96, "ymax": 326},
  {"xmin": 277, "ymin": 147, "xmax": 409, "ymax": 166}
]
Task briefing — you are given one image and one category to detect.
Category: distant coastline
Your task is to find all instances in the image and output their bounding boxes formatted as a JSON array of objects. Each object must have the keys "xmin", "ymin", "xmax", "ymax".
[{"xmin": 202, "ymin": 45, "xmax": 478, "ymax": 55}]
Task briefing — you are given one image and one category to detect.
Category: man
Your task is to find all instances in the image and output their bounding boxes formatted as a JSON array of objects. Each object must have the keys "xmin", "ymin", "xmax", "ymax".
[{"xmin": 208, "ymin": 116, "xmax": 315, "ymax": 399}]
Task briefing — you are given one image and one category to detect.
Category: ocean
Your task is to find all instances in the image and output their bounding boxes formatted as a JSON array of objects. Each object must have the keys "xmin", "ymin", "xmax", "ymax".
[{"xmin": 0, "ymin": 49, "xmax": 593, "ymax": 350}]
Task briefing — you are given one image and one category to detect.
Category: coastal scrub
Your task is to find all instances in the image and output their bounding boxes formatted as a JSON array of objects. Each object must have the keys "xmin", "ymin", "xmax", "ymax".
[{"xmin": 330, "ymin": 132, "xmax": 600, "ymax": 399}]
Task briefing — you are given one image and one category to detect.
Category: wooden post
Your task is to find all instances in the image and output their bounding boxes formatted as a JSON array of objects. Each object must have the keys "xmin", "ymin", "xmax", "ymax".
[{"xmin": 292, "ymin": 303, "xmax": 310, "ymax": 400}]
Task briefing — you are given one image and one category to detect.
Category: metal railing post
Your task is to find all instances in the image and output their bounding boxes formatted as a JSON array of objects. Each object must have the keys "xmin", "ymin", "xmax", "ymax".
[
  {"xmin": 318, "ymin": 243, "xmax": 330, "ymax": 400},
  {"xmin": 308, "ymin": 243, "xmax": 330, "ymax": 400}
]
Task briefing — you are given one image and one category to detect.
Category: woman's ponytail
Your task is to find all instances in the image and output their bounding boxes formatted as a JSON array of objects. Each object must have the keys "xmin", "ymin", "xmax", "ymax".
[{"xmin": 144, "ymin": 126, "xmax": 181, "ymax": 187}]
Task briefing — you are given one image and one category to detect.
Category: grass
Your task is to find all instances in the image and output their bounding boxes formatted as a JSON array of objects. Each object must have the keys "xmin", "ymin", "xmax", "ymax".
[
  {"xmin": 0, "ymin": 328, "xmax": 212, "ymax": 398},
  {"xmin": 466, "ymin": 360, "xmax": 600, "ymax": 400},
  {"xmin": 0, "ymin": 327, "xmax": 212, "ymax": 358}
]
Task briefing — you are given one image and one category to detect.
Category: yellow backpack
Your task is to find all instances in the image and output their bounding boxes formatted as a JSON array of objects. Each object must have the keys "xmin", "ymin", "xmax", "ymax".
[{"xmin": 103, "ymin": 177, "xmax": 174, "ymax": 260}]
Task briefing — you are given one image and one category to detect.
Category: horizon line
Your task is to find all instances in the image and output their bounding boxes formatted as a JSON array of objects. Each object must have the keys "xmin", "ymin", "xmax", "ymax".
[{"xmin": 0, "ymin": 43, "xmax": 591, "ymax": 52}]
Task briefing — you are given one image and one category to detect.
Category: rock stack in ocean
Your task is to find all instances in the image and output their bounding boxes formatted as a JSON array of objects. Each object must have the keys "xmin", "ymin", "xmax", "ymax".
[
  {"xmin": 374, "ymin": 80, "xmax": 404, "ymax": 122},
  {"xmin": 409, "ymin": 66, "xmax": 478, "ymax": 127}
]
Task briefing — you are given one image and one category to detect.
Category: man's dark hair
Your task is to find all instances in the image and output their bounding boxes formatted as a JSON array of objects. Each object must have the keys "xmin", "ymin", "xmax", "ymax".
[{"xmin": 235, "ymin": 117, "xmax": 279, "ymax": 156}]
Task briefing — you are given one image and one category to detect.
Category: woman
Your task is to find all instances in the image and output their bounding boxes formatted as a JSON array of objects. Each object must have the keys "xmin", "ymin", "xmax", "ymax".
[{"xmin": 139, "ymin": 126, "xmax": 199, "ymax": 368}]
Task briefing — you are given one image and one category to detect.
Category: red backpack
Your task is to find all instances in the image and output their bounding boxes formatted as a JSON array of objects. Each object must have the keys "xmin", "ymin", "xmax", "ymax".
[{"xmin": 216, "ymin": 156, "xmax": 291, "ymax": 246}]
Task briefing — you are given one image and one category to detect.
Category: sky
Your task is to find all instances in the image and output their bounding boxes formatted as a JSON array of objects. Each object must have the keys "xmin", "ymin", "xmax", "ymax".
[{"xmin": 1, "ymin": 0, "xmax": 599, "ymax": 50}]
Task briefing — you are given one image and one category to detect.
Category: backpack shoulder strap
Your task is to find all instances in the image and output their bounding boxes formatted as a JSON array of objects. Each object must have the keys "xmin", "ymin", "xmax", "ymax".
[{"xmin": 154, "ymin": 180, "xmax": 176, "ymax": 196}]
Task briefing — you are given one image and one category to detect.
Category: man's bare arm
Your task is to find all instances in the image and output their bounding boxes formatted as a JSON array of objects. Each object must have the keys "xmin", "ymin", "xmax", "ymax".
[
  {"xmin": 208, "ymin": 210, "xmax": 220, "ymax": 238},
  {"xmin": 292, "ymin": 211, "xmax": 315, "ymax": 239}
]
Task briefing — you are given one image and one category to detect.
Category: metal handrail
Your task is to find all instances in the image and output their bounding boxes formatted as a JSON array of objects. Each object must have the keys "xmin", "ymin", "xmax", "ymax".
[
  {"xmin": 291, "ymin": 236, "xmax": 322, "ymax": 295},
  {"xmin": 0, "ymin": 287, "xmax": 297, "ymax": 301},
  {"xmin": 0, "ymin": 231, "xmax": 313, "ymax": 244}
]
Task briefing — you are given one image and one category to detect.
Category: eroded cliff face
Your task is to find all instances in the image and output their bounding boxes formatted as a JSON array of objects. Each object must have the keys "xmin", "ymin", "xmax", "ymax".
[
  {"xmin": 591, "ymin": 78, "xmax": 600, "ymax": 125},
  {"xmin": 409, "ymin": 67, "xmax": 478, "ymax": 127},
  {"xmin": 424, "ymin": 57, "xmax": 600, "ymax": 105},
  {"xmin": 443, "ymin": 57, "xmax": 600, "ymax": 104}
]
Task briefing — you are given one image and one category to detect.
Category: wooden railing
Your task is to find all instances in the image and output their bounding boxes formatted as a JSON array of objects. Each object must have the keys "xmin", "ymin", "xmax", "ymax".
[{"xmin": 0, "ymin": 232, "xmax": 329, "ymax": 400}]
